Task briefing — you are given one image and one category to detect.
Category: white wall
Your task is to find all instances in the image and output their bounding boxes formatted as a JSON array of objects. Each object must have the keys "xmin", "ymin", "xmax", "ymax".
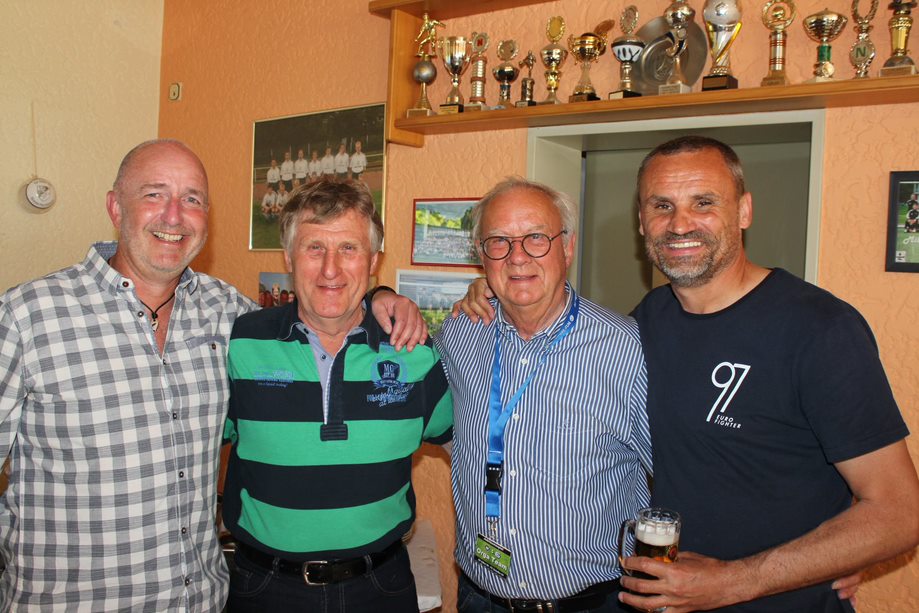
[{"xmin": 0, "ymin": 1, "xmax": 164, "ymax": 291}]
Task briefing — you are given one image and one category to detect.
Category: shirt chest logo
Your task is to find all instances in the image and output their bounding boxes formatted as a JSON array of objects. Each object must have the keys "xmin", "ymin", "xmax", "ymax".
[
  {"xmin": 367, "ymin": 358, "xmax": 415, "ymax": 407},
  {"xmin": 706, "ymin": 361, "xmax": 750, "ymax": 429}
]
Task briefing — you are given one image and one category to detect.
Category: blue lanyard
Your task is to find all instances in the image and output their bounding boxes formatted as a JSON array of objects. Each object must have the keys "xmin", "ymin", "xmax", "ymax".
[{"xmin": 484, "ymin": 294, "xmax": 580, "ymax": 522}]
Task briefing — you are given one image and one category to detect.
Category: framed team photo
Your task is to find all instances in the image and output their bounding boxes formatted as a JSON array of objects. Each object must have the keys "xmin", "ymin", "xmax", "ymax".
[
  {"xmin": 395, "ymin": 270, "xmax": 481, "ymax": 336},
  {"xmin": 886, "ymin": 171, "xmax": 919, "ymax": 272},
  {"xmin": 257, "ymin": 272, "xmax": 294, "ymax": 308},
  {"xmin": 249, "ymin": 103, "xmax": 386, "ymax": 250},
  {"xmin": 411, "ymin": 198, "xmax": 481, "ymax": 266}
]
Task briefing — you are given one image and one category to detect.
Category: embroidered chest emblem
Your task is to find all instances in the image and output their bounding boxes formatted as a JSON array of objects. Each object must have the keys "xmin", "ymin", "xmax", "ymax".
[{"xmin": 367, "ymin": 358, "xmax": 415, "ymax": 407}]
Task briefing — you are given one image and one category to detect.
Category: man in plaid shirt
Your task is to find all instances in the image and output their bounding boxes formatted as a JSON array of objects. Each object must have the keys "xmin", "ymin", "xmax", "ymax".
[{"xmin": 0, "ymin": 139, "xmax": 423, "ymax": 611}]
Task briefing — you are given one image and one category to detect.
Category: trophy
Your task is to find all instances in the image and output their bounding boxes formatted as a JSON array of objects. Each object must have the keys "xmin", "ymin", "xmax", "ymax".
[
  {"xmin": 539, "ymin": 16, "xmax": 569, "ymax": 104},
  {"xmin": 407, "ymin": 13, "xmax": 445, "ymax": 117},
  {"xmin": 803, "ymin": 9, "xmax": 848, "ymax": 81},
  {"xmin": 610, "ymin": 6, "xmax": 646, "ymax": 98},
  {"xmin": 761, "ymin": 0, "xmax": 796, "ymax": 85},
  {"xmin": 568, "ymin": 20, "xmax": 613, "ymax": 101},
  {"xmin": 659, "ymin": 0, "xmax": 697, "ymax": 94},
  {"xmin": 517, "ymin": 51, "xmax": 538, "ymax": 107},
  {"xmin": 467, "ymin": 32, "xmax": 490, "ymax": 111},
  {"xmin": 702, "ymin": 0, "xmax": 743, "ymax": 89},
  {"xmin": 880, "ymin": 0, "xmax": 918, "ymax": 76},
  {"xmin": 438, "ymin": 36, "xmax": 472, "ymax": 113},
  {"xmin": 850, "ymin": 0, "xmax": 880, "ymax": 77},
  {"xmin": 493, "ymin": 39, "xmax": 520, "ymax": 107}
]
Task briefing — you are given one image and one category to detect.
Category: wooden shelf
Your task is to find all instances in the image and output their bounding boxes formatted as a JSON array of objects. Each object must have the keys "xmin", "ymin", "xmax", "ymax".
[
  {"xmin": 371, "ymin": 0, "xmax": 919, "ymax": 147},
  {"xmin": 369, "ymin": 0, "xmax": 554, "ymax": 20},
  {"xmin": 393, "ymin": 76, "xmax": 919, "ymax": 137}
]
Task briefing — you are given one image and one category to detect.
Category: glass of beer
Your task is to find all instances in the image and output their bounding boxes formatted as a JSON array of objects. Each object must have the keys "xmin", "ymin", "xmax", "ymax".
[{"xmin": 618, "ymin": 507, "xmax": 680, "ymax": 579}]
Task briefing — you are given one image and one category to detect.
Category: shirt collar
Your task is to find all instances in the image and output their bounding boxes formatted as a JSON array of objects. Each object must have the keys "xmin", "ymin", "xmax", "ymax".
[
  {"xmin": 494, "ymin": 282, "xmax": 575, "ymax": 344},
  {"xmin": 87, "ymin": 241, "xmax": 198, "ymax": 296},
  {"xmin": 276, "ymin": 296, "xmax": 378, "ymax": 350}
]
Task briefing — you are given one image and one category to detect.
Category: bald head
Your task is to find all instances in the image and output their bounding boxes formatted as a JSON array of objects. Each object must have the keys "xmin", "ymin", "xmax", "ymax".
[{"xmin": 113, "ymin": 139, "xmax": 209, "ymax": 205}]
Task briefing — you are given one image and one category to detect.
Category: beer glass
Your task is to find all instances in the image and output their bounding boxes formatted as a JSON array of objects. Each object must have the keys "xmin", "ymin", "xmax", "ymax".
[{"xmin": 619, "ymin": 507, "xmax": 680, "ymax": 579}]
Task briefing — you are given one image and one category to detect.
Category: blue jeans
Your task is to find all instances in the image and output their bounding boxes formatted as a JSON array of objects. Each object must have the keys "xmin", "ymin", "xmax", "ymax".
[
  {"xmin": 227, "ymin": 544, "xmax": 419, "ymax": 613},
  {"xmin": 457, "ymin": 572, "xmax": 631, "ymax": 613}
]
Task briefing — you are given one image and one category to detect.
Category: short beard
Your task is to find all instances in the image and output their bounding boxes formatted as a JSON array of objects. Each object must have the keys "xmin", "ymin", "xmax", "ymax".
[{"xmin": 646, "ymin": 230, "xmax": 738, "ymax": 288}]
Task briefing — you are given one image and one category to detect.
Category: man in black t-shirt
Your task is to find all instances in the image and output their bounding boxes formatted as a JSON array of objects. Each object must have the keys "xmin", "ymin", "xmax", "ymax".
[
  {"xmin": 619, "ymin": 136, "xmax": 919, "ymax": 612},
  {"xmin": 906, "ymin": 201, "xmax": 919, "ymax": 232}
]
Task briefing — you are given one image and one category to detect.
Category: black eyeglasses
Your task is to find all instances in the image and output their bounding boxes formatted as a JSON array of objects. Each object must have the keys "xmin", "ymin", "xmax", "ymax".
[{"xmin": 480, "ymin": 230, "xmax": 568, "ymax": 260}]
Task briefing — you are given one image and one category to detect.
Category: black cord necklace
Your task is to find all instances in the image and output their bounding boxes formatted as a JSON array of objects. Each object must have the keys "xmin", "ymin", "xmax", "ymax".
[{"xmin": 139, "ymin": 294, "xmax": 176, "ymax": 332}]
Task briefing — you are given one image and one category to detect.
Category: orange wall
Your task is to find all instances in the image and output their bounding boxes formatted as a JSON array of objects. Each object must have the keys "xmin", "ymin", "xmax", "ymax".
[{"xmin": 160, "ymin": 1, "xmax": 919, "ymax": 610}]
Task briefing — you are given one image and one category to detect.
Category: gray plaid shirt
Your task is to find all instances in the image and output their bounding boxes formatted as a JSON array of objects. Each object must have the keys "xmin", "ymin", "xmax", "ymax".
[{"xmin": 0, "ymin": 242, "xmax": 256, "ymax": 611}]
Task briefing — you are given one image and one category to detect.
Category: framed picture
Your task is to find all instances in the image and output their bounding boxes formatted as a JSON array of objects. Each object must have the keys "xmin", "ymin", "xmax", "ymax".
[
  {"xmin": 886, "ymin": 171, "xmax": 919, "ymax": 272},
  {"xmin": 396, "ymin": 270, "xmax": 481, "ymax": 336},
  {"xmin": 257, "ymin": 272, "xmax": 294, "ymax": 308},
  {"xmin": 411, "ymin": 198, "xmax": 481, "ymax": 266},
  {"xmin": 250, "ymin": 103, "xmax": 385, "ymax": 250}
]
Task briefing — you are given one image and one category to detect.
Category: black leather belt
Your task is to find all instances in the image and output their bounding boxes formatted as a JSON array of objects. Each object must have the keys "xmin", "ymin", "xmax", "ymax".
[
  {"xmin": 463, "ymin": 572, "xmax": 621, "ymax": 612},
  {"xmin": 236, "ymin": 540, "xmax": 403, "ymax": 585}
]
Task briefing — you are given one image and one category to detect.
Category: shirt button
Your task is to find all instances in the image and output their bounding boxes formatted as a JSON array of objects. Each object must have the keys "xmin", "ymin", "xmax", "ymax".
[
  {"xmin": 321, "ymin": 354, "xmax": 327, "ymax": 360},
  {"xmin": 184, "ymin": 577, "xmax": 191, "ymax": 586},
  {"xmin": 509, "ymin": 528, "xmax": 517, "ymax": 536},
  {"xmin": 519, "ymin": 357, "xmax": 528, "ymax": 365},
  {"xmin": 172, "ymin": 412, "xmax": 178, "ymax": 420},
  {"xmin": 211, "ymin": 343, "xmax": 217, "ymax": 350},
  {"xmin": 178, "ymin": 471, "xmax": 184, "ymax": 478},
  {"xmin": 162, "ymin": 359, "xmax": 167, "ymax": 365},
  {"xmin": 122, "ymin": 281, "xmax": 129, "ymax": 288},
  {"xmin": 137, "ymin": 311, "xmax": 144, "ymax": 318},
  {"xmin": 509, "ymin": 469, "xmax": 517, "ymax": 477},
  {"xmin": 512, "ymin": 413, "xmax": 520, "ymax": 421},
  {"xmin": 519, "ymin": 581, "xmax": 527, "ymax": 589},
  {"xmin": 181, "ymin": 527, "xmax": 187, "ymax": 534}
]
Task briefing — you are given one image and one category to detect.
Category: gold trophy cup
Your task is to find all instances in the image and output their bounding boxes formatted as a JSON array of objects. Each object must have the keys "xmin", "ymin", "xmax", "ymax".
[
  {"xmin": 467, "ymin": 32, "xmax": 490, "ymax": 111},
  {"xmin": 803, "ymin": 8, "xmax": 848, "ymax": 81},
  {"xmin": 659, "ymin": 0, "xmax": 698, "ymax": 94},
  {"xmin": 880, "ymin": 0, "xmax": 918, "ymax": 75},
  {"xmin": 539, "ymin": 16, "xmax": 569, "ymax": 104},
  {"xmin": 493, "ymin": 39, "xmax": 520, "ymax": 107},
  {"xmin": 568, "ymin": 22, "xmax": 611, "ymax": 102}
]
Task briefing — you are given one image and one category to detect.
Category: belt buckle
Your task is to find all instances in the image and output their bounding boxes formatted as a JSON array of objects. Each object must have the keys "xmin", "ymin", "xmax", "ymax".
[
  {"xmin": 506, "ymin": 600, "xmax": 555, "ymax": 613},
  {"xmin": 302, "ymin": 560, "xmax": 330, "ymax": 585}
]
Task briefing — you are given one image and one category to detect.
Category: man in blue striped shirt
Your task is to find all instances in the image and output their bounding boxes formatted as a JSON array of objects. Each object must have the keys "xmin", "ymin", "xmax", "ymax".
[{"xmin": 436, "ymin": 178, "xmax": 652, "ymax": 612}]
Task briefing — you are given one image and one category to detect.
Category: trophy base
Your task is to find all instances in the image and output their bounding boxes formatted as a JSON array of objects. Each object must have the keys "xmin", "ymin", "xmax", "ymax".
[
  {"xmin": 536, "ymin": 98, "xmax": 564, "ymax": 105},
  {"xmin": 702, "ymin": 74, "xmax": 739, "ymax": 91},
  {"xmin": 464, "ymin": 103, "xmax": 486, "ymax": 112},
  {"xmin": 439, "ymin": 103, "xmax": 464, "ymax": 114},
  {"xmin": 609, "ymin": 90, "xmax": 642, "ymax": 99},
  {"xmin": 760, "ymin": 75, "xmax": 790, "ymax": 87},
  {"xmin": 804, "ymin": 75, "xmax": 834, "ymax": 84},
  {"xmin": 569, "ymin": 92, "xmax": 601, "ymax": 102},
  {"xmin": 406, "ymin": 108, "xmax": 437, "ymax": 118},
  {"xmin": 880, "ymin": 64, "xmax": 918, "ymax": 77},
  {"xmin": 514, "ymin": 100, "xmax": 537, "ymax": 108},
  {"xmin": 658, "ymin": 82, "xmax": 692, "ymax": 95}
]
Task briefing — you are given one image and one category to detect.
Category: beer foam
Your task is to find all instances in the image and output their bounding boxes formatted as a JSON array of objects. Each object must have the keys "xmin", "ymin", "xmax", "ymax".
[{"xmin": 636, "ymin": 521, "xmax": 678, "ymax": 547}]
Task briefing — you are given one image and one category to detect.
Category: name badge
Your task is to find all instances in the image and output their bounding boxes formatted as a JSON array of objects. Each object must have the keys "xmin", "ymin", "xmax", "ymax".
[{"xmin": 475, "ymin": 533, "xmax": 512, "ymax": 577}]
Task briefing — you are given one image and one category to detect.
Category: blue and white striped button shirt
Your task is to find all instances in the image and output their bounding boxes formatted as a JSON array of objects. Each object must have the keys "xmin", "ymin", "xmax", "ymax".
[
  {"xmin": 0, "ymin": 242, "xmax": 256, "ymax": 611},
  {"xmin": 436, "ymin": 286, "xmax": 652, "ymax": 599}
]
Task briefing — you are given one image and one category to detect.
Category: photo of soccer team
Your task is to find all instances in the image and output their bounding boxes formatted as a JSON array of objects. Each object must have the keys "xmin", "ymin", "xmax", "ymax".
[
  {"xmin": 886, "ymin": 172, "xmax": 919, "ymax": 272},
  {"xmin": 249, "ymin": 104, "xmax": 385, "ymax": 250}
]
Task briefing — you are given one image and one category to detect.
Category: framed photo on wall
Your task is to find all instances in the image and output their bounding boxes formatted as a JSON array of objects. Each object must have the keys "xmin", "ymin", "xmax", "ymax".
[
  {"xmin": 886, "ymin": 171, "xmax": 919, "ymax": 272},
  {"xmin": 249, "ymin": 103, "xmax": 385, "ymax": 250},
  {"xmin": 411, "ymin": 198, "xmax": 481, "ymax": 266},
  {"xmin": 257, "ymin": 272, "xmax": 294, "ymax": 308},
  {"xmin": 396, "ymin": 270, "xmax": 481, "ymax": 336}
]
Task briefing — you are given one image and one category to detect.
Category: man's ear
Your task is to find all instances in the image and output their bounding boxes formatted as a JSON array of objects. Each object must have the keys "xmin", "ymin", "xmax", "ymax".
[{"xmin": 105, "ymin": 191, "xmax": 122, "ymax": 230}]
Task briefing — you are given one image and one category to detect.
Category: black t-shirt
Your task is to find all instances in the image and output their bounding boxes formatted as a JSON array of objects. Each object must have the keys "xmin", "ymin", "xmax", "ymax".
[{"xmin": 632, "ymin": 269, "xmax": 907, "ymax": 612}]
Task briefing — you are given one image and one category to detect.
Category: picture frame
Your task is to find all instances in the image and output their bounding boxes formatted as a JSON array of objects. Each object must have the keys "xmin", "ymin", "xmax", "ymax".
[
  {"xmin": 411, "ymin": 198, "xmax": 481, "ymax": 266},
  {"xmin": 396, "ymin": 270, "xmax": 481, "ymax": 336},
  {"xmin": 250, "ymin": 103, "xmax": 385, "ymax": 250},
  {"xmin": 257, "ymin": 272, "xmax": 294, "ymax": 308},
  {"xmin": 886, "ymin": 171, "xmax": 919, "ymax": 272}
]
